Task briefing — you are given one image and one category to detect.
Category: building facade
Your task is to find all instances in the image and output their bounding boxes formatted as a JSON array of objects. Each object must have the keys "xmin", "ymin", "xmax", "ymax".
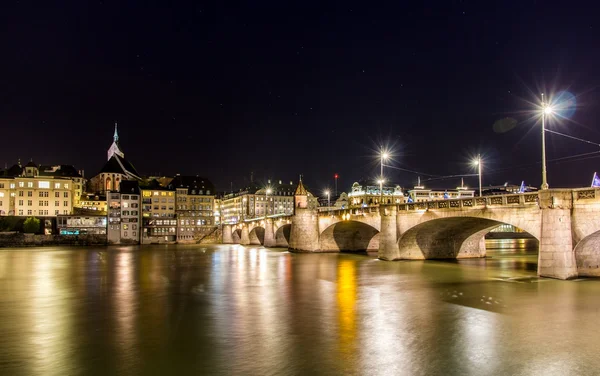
[
  {"xmin": 168, "ymin": 175, "xmax": 216, "ymax": 243},
  {"xmin": 0, "ymin": 161, "xmax": 82, "ymax": 217},
  {"xmin": 348, "ymin": 181, "xmax": 405, "ymax": 206},
  {"xmin": 140, "ymin": 180, "xmax": 177, "ymax": 243},
  {"xmin": 220, "ymin": 179, "xmax": 318, "ymax": 224},
  {"xmin": 107, "ymin": 181, "xmax": 141, "ymax": 244}
]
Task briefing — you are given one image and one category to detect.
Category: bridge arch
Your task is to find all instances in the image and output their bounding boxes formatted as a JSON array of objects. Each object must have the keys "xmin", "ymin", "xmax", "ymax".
[
  {"xmin": 574, "ymin": 231, "xmax": 600, "ymax": 277},
  {"xmin": 397, "ymin": 216, "xmax": 539, "ymax": 259},
  {"xmin": 249, "ymin": 226, "xmax": 265, "ymax": 245},
  {"xmin": 275, "ymin": 224, "xmax": 291, "ymax": 247},
  {"xmin": 319, "ymin": 220, "xmax": 379, "ymax": 252}
]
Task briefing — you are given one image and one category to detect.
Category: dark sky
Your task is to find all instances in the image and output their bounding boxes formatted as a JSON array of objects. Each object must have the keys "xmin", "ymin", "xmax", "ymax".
[{"xmin": 2, "ymin": 1, "xmax": 600, "ymax": 193}]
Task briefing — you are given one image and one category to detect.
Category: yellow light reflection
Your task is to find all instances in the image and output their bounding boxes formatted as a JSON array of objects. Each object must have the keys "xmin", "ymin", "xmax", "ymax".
[{"xmin": 337, "ymin": 259, "xmax": 357, "ymax": 354}]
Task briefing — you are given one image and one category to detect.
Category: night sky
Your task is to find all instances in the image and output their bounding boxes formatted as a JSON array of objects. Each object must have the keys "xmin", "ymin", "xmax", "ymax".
[{"xmin": 2, "ymin": 1, "xmax": 600, "ymax": 193}]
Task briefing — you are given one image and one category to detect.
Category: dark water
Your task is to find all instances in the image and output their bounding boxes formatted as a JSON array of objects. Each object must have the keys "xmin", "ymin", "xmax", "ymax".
[{"xmin": 0, "ymin": 241, "xmax": 598, "ymax": 375}]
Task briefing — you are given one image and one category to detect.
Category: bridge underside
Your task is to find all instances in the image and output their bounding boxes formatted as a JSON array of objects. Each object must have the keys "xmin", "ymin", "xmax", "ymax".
[
  {"xmin": 575, "ymin": 230, "xmax": 600, "ymax": 277},
  {"xmin": 319, "ymin": 221, "xmax": 379, "ymax": 252},
  {"xmin": 397, "ymin": 217, "xmax": 538, "ymax": 260},
  {"xmin": 275, "ymin": 224, "xmax": 291, "ymax": 247},
  {"xmin": 249, "ymin": 227, "xmax": 265, "ymax": 245},
  {"xmin": 232, "ymin": 229, "xmax": 242, "ymax": 243}
]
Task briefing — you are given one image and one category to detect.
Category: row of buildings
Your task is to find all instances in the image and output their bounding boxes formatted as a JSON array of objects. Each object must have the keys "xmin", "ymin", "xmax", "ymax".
[{"xmin": 1, "ymin": 124, "xmax": 537, "ymax": 244}]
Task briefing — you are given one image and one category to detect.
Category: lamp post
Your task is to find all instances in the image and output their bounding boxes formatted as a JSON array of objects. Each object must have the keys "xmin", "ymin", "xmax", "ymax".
[
  {"xmin": 381, "ymin": 150, "xmax": 389, "ymax": 180},
  {"xmin": 541, "ymin": 94, "xmax": 553, "ymax": 190},
  {"xmin": 265, "ymin": 188, "xmax": 272, "ymax": 218},
  {"xmin": 378, "ymin": 179, "xmax": 384, "ymax": 205},
  {"xmin": 472, "ymin": 155, "xmax": 482, "ymax": 197},
  {"xmin": 325, "ymin": 190, "xmax": 330, "ymax": 214}
]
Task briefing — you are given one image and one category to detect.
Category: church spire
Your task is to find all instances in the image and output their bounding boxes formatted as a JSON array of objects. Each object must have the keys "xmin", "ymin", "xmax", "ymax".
[{"xmin": 113, "ymin": 122, "xmax": 119, "ymax": 143}]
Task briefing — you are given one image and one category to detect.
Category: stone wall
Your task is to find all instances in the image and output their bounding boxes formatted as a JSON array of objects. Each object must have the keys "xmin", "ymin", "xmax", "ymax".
[{"xmin": 0, "ymin": 232, "xmax": 107, "ymax": 247}]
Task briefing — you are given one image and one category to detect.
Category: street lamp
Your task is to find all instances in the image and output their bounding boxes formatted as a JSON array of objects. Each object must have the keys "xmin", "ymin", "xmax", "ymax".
[
  {"xmin": 325, "ymin": 189, "xmax": 331, "ymax": 214},
  {"xmin": 381, "ymin": 150, "xmax": 389, "ymax": 178},
  {"xmin": 378, "ymin": 179, "xmax": 384, "ymax": 204},
  {"xmin": 265, "ymin": 188, "xmax": 272, "ymax": 218},
  {"xmin": 472, "ymin": 155, "xmax": 482, "ymax": 197},
  {"xmin": 541, "ymin": 94, "xmax": 553, "ymax": 190}
]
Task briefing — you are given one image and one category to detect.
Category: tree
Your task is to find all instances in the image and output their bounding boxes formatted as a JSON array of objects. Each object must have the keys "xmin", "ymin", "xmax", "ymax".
[{"xmin": 23, "ymin": 217, "xmax": 40, "ymax": 234}]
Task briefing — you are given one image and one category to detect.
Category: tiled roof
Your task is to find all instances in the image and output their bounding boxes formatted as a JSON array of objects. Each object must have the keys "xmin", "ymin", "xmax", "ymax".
[{"xmin": 168, "ymin": 175, "xmax": 215, "ymax": 195}]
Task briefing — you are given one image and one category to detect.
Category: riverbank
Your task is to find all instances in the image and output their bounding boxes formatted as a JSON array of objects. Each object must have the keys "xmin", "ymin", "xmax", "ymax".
[{"xmin": 0, "ymin": 232, "xmax": 107, "ymax": 247}]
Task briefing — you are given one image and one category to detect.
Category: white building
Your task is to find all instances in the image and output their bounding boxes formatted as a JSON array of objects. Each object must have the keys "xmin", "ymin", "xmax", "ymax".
[{"xmin": 0, "ymin": 161, "xmax": 76, "ymax": 217}]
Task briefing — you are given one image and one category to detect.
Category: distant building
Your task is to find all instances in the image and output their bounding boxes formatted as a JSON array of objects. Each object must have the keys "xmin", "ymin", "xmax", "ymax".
[
  {"xmin": 89, "ymin": 123, "xmax": 141, "ymax": 194},
  {"xmin": 318, "ymin": 192, "xmax": 349, "ymax": 211},
  {"xmin": 405, "ymin": 179, "xmax": 475, "ymax": 202},
  {"xmin": 348, "ymin": 181, "xmax": 405, "ymax": 206},
  {"xmin": 107, "ymin": 181, "xmax": 141, "ymax": 244},
  {"xmin": 482, "ymin": 183, "xmax": 538, "ymax": 196},
  {"xmin": 168, "ymin": 175, "xmax": 216, "ymax": 243},
  {"xmin": 220, "ymin": 179, "xmax": 317, "ymax": 224}
]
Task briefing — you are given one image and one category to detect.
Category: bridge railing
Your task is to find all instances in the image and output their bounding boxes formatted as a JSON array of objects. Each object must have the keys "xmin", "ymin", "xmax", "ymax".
[
  {"xmin": 397, "ymin": 193, "xmax": 539, "ymax": 211},
  {"xmin": 321, "ymin": 206, "xmax": 380, "ymax": 217}
]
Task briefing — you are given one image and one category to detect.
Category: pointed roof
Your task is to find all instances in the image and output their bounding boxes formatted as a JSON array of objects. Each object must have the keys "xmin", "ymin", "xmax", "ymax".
[
  {"xmin": 99, "ymin": 154, "xmax": 141, "ymax": 180},
  {"xmin": 25, "ymin": 160, "xmax": 37, "ymax": 168},
  {"xmin": 107, "ymin": 122, "xmax": 124, "ymax": 160},
  {"xmin": 294, "ymin": 179, "xmax": 308, "ymax": 196}
]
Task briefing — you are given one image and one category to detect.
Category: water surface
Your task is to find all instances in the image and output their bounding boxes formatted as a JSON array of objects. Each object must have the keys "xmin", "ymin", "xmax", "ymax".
[{"xmin": 0, "ymin": 242, "xmax": 597, "ymax": 375}]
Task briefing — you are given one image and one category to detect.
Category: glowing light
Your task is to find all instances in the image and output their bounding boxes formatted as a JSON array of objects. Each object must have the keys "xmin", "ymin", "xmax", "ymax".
[
  {"xmin": 544, "ymin": 106, "xmax": 553, "ymax": 115},
  {"xmin": 377, "ymin": 179, "xmax": 384, "ymax": 185},
  {"xmin": 381, "ymin": 152, "xmax": 389, "ymax": 160}
]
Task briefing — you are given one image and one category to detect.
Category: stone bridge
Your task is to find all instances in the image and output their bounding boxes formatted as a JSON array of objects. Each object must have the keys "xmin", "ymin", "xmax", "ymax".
[{"xmin": 223, "ymin": 188, "xmax": 600, "ymax": 280}]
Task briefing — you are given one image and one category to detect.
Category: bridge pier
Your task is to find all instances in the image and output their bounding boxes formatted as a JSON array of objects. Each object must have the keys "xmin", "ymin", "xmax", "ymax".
[
  {"xmin": 289, "ymin": 208, "xmax": 320, "ymax": 252},
  {"xmin": 264, "ymin": 219, "xmax": 276, "ymax": 247},
  {"xmin": 378, "ymin": 205, "xmax": 400, "ymax": 260},
  {"xmin": 240, "ymin": 224, "xmax": 250, "ymax": 245},
  {"xmin": 222, "ymin": 224, "xmax": 233, "ymax": 244},
  {"xmin": 538, "ymin": 190, "xmax": 577, "ymax": 280}
]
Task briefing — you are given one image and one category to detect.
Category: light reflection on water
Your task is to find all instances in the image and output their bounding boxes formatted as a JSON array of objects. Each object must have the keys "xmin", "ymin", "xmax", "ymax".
[{"xmin": 0, "ymin": 240, "xmax": 598, "ymax": 375}]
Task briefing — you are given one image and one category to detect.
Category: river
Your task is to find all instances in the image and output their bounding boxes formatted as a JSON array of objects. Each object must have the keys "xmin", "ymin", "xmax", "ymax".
[{"xmin": 0, "ymin": 240, "xmax": 598, "ymax": 375}]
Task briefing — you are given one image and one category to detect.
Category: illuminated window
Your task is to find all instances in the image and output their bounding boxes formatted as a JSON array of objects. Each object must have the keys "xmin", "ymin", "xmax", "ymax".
[
  {"xmin": 18, "ymin": 182, "xmax": 24, "ymax": 187},
  {"xmin": 123, "ymin": 202, "xmax": 129, "ymax": 208},
  {"xmin": 161, "ymin": 192, "xmax": 166, "ymax": 196},
  {"xmin": 64, "ymin": 184, "xmax": 69, "ymax": 189},
  {"xmin": 153, "ymin": 192, "xmax": 159, "ymax": 196},
  {"xmin": 27, "ymin": 182, "xmax": 33, "ymax": 188},
  {"xmin": 55, "ymin": 183, "xmax": 60, "ymax": 189},
  {"xmin": 38, "ymin": 181, "xmax": 50, "ymax": 189},
  {"xmin": 0, "ymin": 193, "xmax": 3, "ymax": 198},
  {"xmin": 10, "ymin": 184, "xmax": 15, "ymax": 189}
]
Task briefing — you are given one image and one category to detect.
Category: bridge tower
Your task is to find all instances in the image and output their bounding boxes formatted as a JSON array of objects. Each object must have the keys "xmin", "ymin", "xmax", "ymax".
[{"xmin": 289, "ymin": 177, "xmax": 320, "ymax": 251}]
